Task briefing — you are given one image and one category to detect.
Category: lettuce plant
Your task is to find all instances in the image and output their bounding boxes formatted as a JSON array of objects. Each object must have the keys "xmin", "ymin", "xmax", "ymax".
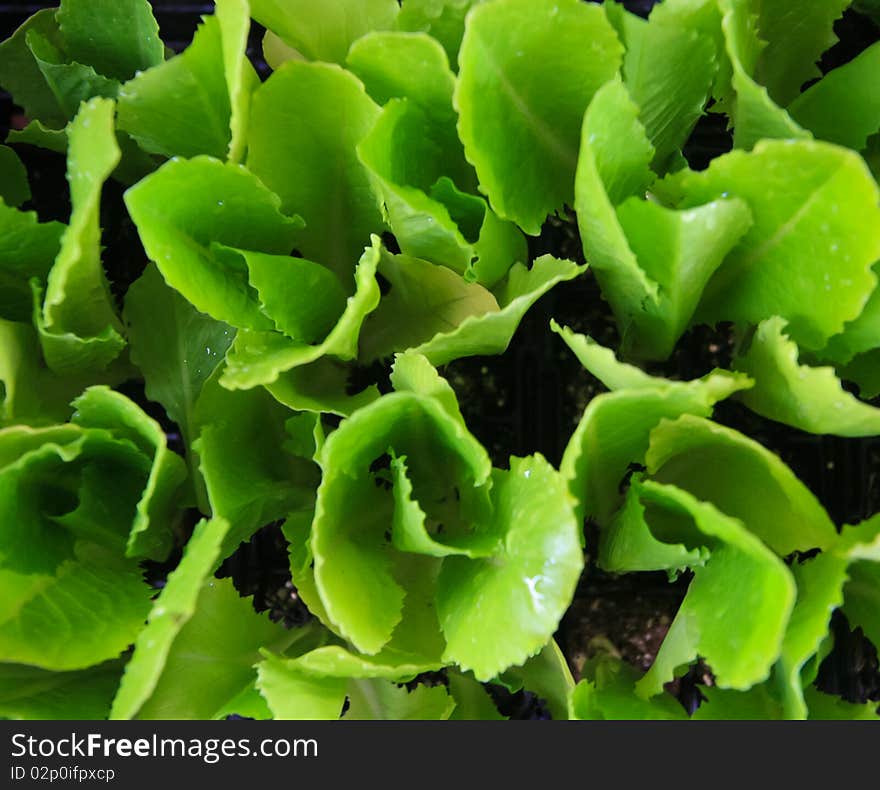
[{"xmin": 1, "ymin": 0, "xmax": 879, "ymax": 721}]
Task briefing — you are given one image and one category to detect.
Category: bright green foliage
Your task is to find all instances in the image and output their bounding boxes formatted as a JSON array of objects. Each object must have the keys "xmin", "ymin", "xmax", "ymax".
[
  {"xmin": 669, "ymin": 139, "xmax": 880, "ymax": 351},
  {"xmin": 715, "ymin": 0, "xmax": 809, "ymax": 150},
  {"xmin": 349, "ymin": 30, "xmax": 525, "ymax": 284},
  {"xmin": 735, "ymin": 317, "xmax": 880, "ymax": 436},
  {"xmin": 557, "ymin": 326, "xmax": 751, "ymax": 526},
  {"xmin": 789, "ymin": 41, "xmax": 880, "ymax": 152},
  {"xmin": 307, "ymin": 363, "xmax": 581, "ymax": 681},
  {"xmin": 494, "ymin": 640, "xmax": 574, "ymax": 722},
  {"xmin": 456, "ymin": 0, "xmax": 623, "ymax": 234},
  {"xmin": 646, "ymin": 416, "xmax": 837, "ymax": 555},
  {"xmin": 256, "ymin": 646, "xmax": 450, "ymax": 720},
  {"xmin": 38, "ymin": 98, "xmax": 126, "ymax": 376},
  {"xmin": 193, "ymin": 371, "xmax": 320, "ymax": 554},
  {"xmin": 362, "ymin": 252, "xmax": 582, "ymax": 365},
  {"xmin": 0, "ymin": 9, "xmax": 117, "ymax": 130},
  {"xmin": 111, "ymin": 518, "xmax": 232, "ymax": 719},
  {"xmin": 129, "ymin": 578, "xmax": 304, "ymax": 719},
  {"xmin": 3, "ymin": 0, "xmax": 880, "ymax": 724},
  {"xmin": 0, "ymin": 661, "xmax": 123, "ymax": 720},
  {"xmin": 0, "ymin": 204, "xmax": 64, "ymax": 324},
  {"xmin": 221, "ymin": 237, "xmax": 382, "ymax": 390},
  {"xmin": 124, "ymin": 264, "xmax": 233, "ymax": 451},
  {"xmin": 751, "ymin": 0, "xmax": 850, "ymax": 108},
  {"xmin": 0, "ymin": 1, "xmax": 161, "ymax": 136},
  {"xmin": 357, "ymin": 101, "xmax": 524, "ymax": 286},
  {"xmin": 626, "ymin": 481, "xmax": 795, "ymax": 695},
  {"xmin": 570, "ymin": 654, "xmax": 686, "ymax": 720},
  {"xmin": 612, "ymin": 0, "xmax": 723, "ymax": 173},
  {"xmin": 576, "ymin": 79, "xmax": 752, "ymax": 359},
  {"xmin": 249, "ymin": 0, "xmax": 399, "ymax": 65},
  {"xmin": 0, "ymin": 387, "xmax": 188, "ymax": 671},
  {"xmin": 0, "ymin": 9, "xmax": 74, "ymax": 128},
  {"xmin": 57, "ymin": 0, "xmax": 163, "ymax": 82},
  {"xmin": 436, "ymin": 455, "xmax": 583, "ymax": 679},
  {"xmin": 247, "ymin": 61, "xmax": 383, "ymax": 277},
  {"xmin": 411, "ymin": 256, "xmax": 583, "ymax": 366},
  {"xmin": 118, "ymin": 1, "xmax": 258, "ymax": 161},
  {"xmin": 396, "ymin": 0, "xmax": 487, "ymax": 69},
  {"xmin": 71, "ymin": 386, "xmax": 187, "ymax": 560},
  {"xmin": 0, "ymin": 321, "xmax": 73, "ymax": 425},
  {"xmin": 124, "ymin": 155, "xmax": 303, "ymax": 331}
]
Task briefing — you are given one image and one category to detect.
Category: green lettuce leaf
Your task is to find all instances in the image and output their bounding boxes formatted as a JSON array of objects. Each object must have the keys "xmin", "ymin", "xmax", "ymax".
[
  {"xmin": 691, "ymin": 683, "xmax": 784, "ymax": 720},
  {"xmin": 0, "ymin": 146, "xmax": 30, "ymax": 208},
  {"xmin": 492, "ymin": 639, "xmax": 574, "ymax": 721},
  {"xmin": 117, "ymin": 1, "xmax": 258, "ymax": 161},
  {"xmin": 455, "ymin": 0, "xmax": 623, "ymax": 234},
  {"xmin": 6, "ymin": 121, "xmax": 68, "ymax": 153},
  {"xmin": 557, "ymin": 328, "xmax": 750, "ymax": 526},
  {"xmin": 357, "ymin": 100, "xmax": 523, "ymax": 286},
  {"xmin": 575, "ymin": 79, "xmax": 752, "ymax": 359},
  {"xmin": 715, "ymin": 0, "xmax": 808, "ymax": 150},
  {"xmin": 310, "ymin": 373, "xmax": 581, "ymax": 680},
  {"xmin": 447, "ymin": 671, "xmax": 504, "ymax": 720},
  {"xmin": 347, "ymin": 31, "xmax": 456, "ymax": 125},
  {"xmin": 0, "ymin": 382, "xmax": 196, "ymax": 672},
  {"xmin": 0, "ymin": 661, "xmax": 123, "ymax": 720},
  {"xmin": 232, "ymin": 248, "xmax": 348, "ymax": 343},
  {"xmin": 396, "ymin": 0, "xmax": 487, "ymax": 70},
  {"xmin": 844, "ymin": 559, "xmax": 880, "ymax": 651},
  {"xmin": 599, "ymin": 476, "xmax": 709, "ymax": 576},
  {"xmin": 0, "ymin": 541, "xmax": 151, "ymax": 671},
  {"xmin": 311, "ymin": 389, "xmax": 490, "ymax": 654},
  {"xmin": 818, "ymin": 268, "xmax": 880, "ymax": 367},
  {"xmin": 247, "ymin": 61, "xmax": 383, "ymax": 277},
  {"xmin": 264, "ymin": 359, "xmax": 381, "ymax": 418},
  {"xmin": 0, "ymin": 202, "xmax": 64, "ymax": 323},
  {"xmin": 249, "ymin": 0, "xmax": 399, "ymax": 65},
  {"xmin": 192, "ymin": 369, "xmax": 320, "ymax": 554},
  {"xmin": 0, "ymin": 320, "xmax": 89, "ymax": 426},
  {"xmin": 111, "ymin": 517, "xmax": 232, "ymax": 719},
  {"xmin": 436, "ymin": 455, "xmax": 583, "ymax": 680},
  {"xmin": 632, "ymin": 480, "xmax": 795, "ymax": 696},
  {"xmin": 256, "ymin": 645, "xmax": 448, "ymax": 720},
  {"xmin": 0, "ymin": 1, "xmax": 162, "ymax": 136},
  {"xmin": 38, "ymin": 97, "xmax": 126, "ymax": 375},
  {"xmin": 751, "ymin": 0, "xmax": 850, "ymax": 108},
  {"xmin": 400, "ymin": 255, "xmax": 584, "ymax": 367},
  {"xmin": 788, "ymin": 41, "xmax": 880, "ymax": 152},
  {"xmin": 124, "ymin": 155, "xmax": 302, "ymax": 331},
  {"xmin": 56, "ymin": 0, "xmax": 163, "ymax": 83},
  {"xmin": 734, "ymin": 317, "xmax": 880, "ymax": 437},
  {"xmin": 359, "ymin": 247, "xmax": 500, "ymax": 362},
  {"xmin": 128, "ymin": 578, "xmax": 304, "ymax": 720},
  {"xmin": 613, "ymin": 0, "xmax": 723, "ymax": 173},
  {"xmin": 670, "ymin": 139, "xmax": 880, "ymax": 351},
  {"xmin": 70, "ymin": 386, "xmax": 187, "ymax": 560},
  {"xmin": 0, "ymin": 9, "xmax": 70, "ymax": 128},
  {"xmin": 215, "ymin": 0, "xmax": 258, "ymax": 163},
  {"xmin": 123, "ymin": 263, "xmax": 233, "ymax": 511},
  {"xmin": 570, "ymin": 654, "xmax": 686, "ymax": 720},
  {"xmin": 348, "ymin": 32, "xmax": 474, "ymax": 190},
  {"xmin": 390, "ymin": 453, "xmax": 498, "ymax": 559},
  {"xmin": 803, "ymin": 686, "xmax": 880, "ymax": 720},
  {"xmin": 646, "ymin": 415, "xmax": 837, "ymax": 555},
  {"xmin": 220, "ymin": 237, "xmax": 381, "ymax": 390},
  {"xmin": 348, "ymin": 29, "xmax": 526, "ymax": 281},
  {"xmin": 390, "ymin": 350, "xmax": 466, "ymax": 424}
]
